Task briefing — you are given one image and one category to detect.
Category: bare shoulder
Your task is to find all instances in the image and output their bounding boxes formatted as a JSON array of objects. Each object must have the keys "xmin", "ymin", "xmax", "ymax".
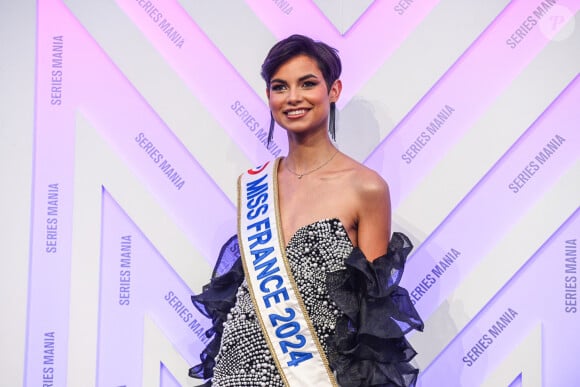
[
  {"xmin": 339, "ymin": 154, "xmax": 389, "ymax": 199},
  {"xmin": 335, "ymin": 153, "xmax": 391, "ymax": 258}
]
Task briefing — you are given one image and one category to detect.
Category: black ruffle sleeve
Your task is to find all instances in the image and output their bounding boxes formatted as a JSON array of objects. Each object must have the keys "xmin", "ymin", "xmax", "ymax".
[
  {"xmin": 188, "ymin": 235, "xmax": 243, "ymax": 383},
  {"xmin": 326, "ymin": 232, "xmax": 424, "ymax": 387}
]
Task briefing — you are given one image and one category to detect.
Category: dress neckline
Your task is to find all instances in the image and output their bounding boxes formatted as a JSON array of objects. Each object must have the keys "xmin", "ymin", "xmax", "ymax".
[{"xmin": 284, "ymin": 217, "xmax": 354, "ymax": 250}]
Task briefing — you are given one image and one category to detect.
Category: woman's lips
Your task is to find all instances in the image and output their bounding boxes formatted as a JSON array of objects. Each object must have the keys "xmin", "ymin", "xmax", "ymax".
[{"xmin": 285, "ymin": 108, "xmax": 308, "ymax": 118}]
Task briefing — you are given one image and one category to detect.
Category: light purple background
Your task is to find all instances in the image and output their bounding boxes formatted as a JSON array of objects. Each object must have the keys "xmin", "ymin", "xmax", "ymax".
[{"xmin": 2, "ymin": 0, "xmax": 578, "ymax": 386}]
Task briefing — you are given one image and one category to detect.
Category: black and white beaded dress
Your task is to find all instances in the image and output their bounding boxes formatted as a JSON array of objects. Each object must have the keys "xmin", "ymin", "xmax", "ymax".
[{"xmin": 189, "ymin": 219, "xmax": 423, "ymax": 387}]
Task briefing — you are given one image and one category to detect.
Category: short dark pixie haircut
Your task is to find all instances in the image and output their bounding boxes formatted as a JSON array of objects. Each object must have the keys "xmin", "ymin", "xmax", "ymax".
[{"xmin": 261, "ymin": 34, "xmax": 342, "ymax": 91}]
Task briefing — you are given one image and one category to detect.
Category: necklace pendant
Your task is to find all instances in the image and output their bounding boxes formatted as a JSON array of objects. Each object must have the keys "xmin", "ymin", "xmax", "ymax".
[{"xmin": 286, "ymin": 148, "xmax": 338, "ymax": 180}]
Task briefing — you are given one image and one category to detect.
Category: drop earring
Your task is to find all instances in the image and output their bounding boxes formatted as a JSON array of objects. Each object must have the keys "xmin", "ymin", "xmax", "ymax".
[
  {"xmin": 329, "ymin": 102, "xmax": 336, "ymax": 141},
  {"xmin": 267, "ymin": 111, "xmax": 274, "ymax": 145}
]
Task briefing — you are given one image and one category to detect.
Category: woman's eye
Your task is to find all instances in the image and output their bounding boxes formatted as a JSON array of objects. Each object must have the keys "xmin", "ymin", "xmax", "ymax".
[
  {"xmin": 271, "ymin": 84, "xmax": 286, "ymax": 91},
  {"xmin": 303, "ymin": 81, "xmax": 317, "ymax": 88}
]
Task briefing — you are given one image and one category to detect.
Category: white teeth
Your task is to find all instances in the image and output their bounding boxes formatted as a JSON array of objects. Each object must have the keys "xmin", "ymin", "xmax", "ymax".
[{"xmin": 287, "ymin": 109, "xmax": 306, "ymax": 116}]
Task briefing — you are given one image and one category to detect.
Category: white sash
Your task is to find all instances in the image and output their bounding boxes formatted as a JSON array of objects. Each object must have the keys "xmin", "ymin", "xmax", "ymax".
[{"xmin": 237, "ymin": 158, "xmax": 337, "ymax": 387}]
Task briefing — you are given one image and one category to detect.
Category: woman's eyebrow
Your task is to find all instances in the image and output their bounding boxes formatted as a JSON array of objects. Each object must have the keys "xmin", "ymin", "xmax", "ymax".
[
  {"xmin": 298, "ymin": 74, "xmax": 318, "ymax": 82},
  {"xmin": 270, "ymin": 78, "xmax": 287, "ymax": 85},
  {"xmin": 270, "ymin": 73, "xmax": 319, "ymax": 84}
]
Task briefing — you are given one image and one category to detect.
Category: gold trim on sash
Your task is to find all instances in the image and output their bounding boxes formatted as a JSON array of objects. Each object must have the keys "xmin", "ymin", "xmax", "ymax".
[
  {"xmin": 237, "ymin": 170, "xmax": 287, "ymax": 385},
  {"xmin": 237, "ymin": 158, "xmax": 337, "ymax": 387}
]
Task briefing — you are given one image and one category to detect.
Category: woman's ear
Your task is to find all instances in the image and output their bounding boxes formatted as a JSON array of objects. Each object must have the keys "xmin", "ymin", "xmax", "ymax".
[{"xmin": 329, "ymin": 79, "xmax": 342, "ymax": 103}]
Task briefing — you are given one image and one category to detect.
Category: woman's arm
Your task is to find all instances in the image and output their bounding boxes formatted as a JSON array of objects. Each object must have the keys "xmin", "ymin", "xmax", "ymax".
[{"xmin": 355, "ymin": 170, "xmax": 392, "ymax": 261}]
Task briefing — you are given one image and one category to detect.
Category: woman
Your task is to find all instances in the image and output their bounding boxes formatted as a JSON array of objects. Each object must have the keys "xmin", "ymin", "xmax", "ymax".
[{"xmin": 190, "ymin": 34, "xmax": 423, "ymax": 387}]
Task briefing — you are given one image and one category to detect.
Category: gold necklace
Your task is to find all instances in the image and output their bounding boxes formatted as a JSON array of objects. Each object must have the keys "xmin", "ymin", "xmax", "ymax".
[{"xmin": 286, "ymin": 149, "xmax": 339, "ymax": 179}]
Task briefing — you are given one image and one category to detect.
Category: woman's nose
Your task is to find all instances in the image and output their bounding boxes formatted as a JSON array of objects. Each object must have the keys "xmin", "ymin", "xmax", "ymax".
[{"xmin": 287, "ymin": 87, "xmax": 302, "ymax": 103}]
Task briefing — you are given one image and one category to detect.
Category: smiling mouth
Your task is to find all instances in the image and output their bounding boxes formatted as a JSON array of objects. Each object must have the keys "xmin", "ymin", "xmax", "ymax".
[{"xmin": 286, "ymin": 109, "xmax": 308, "ymax": 117}]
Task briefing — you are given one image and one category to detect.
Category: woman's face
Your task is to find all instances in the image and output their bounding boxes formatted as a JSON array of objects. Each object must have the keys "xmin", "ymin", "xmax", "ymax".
[{"xmin": 267, "ymin": 54, "xmax": 341, "ymax": 138}]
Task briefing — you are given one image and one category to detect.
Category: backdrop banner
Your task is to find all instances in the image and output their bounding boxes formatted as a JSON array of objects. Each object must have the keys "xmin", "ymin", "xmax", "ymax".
[{"xmin": 12, "ymin": 0, "xmax": 580, "ymax": 386}]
